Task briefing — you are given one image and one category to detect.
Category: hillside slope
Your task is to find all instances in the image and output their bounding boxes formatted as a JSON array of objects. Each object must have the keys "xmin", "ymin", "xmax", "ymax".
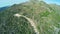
[
  {"xmin": 0, "ymin": 6, "xmax": 9, "ymax": 11},
  {"xmin": 0, "ymin": 1, "xmax": 60, "ymax": 34}
]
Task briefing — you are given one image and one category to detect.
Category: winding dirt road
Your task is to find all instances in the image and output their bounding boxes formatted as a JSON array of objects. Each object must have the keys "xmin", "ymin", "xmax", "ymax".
[{"xmin": 14, "ymin": 14, "xmax": 39, "ymax": 34}]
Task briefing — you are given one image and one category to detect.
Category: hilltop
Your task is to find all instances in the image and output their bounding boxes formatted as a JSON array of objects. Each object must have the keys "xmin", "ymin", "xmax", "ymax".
[{"xmin": 0, "ymin": 1, "xmax": 60, "ymax": 34}]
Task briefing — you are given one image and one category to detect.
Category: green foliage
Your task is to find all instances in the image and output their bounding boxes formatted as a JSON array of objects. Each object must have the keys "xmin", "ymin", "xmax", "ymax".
[{"xmin": 0, "ymin": 1, "xmax": 60, "ymax": 34}]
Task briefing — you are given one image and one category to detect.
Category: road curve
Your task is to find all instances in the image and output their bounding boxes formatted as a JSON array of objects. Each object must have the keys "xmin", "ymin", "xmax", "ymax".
[{"xmin": 14, "ymin": 14, "xmax": 39, "ymax": 34}]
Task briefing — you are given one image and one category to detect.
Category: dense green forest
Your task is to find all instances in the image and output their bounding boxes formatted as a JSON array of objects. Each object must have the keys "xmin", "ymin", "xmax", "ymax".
[{"xmin": 0, "ymin": 0, "xmax": 60, "ymax": 34}]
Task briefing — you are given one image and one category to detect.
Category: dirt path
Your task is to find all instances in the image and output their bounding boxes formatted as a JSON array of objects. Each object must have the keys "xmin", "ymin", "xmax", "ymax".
[{"xmin": 14, "ymin": 14, "xmax": 39, "ymax": 34}]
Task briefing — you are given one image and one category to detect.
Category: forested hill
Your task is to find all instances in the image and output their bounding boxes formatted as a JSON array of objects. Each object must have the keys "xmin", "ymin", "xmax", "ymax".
[
  {"xmin": 0, "ymin": 6, "xmax": 9, "ymax": 11},
  {"xmin": 0, "ymin": 0, "xmax": 60, "ymax": 34}
]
